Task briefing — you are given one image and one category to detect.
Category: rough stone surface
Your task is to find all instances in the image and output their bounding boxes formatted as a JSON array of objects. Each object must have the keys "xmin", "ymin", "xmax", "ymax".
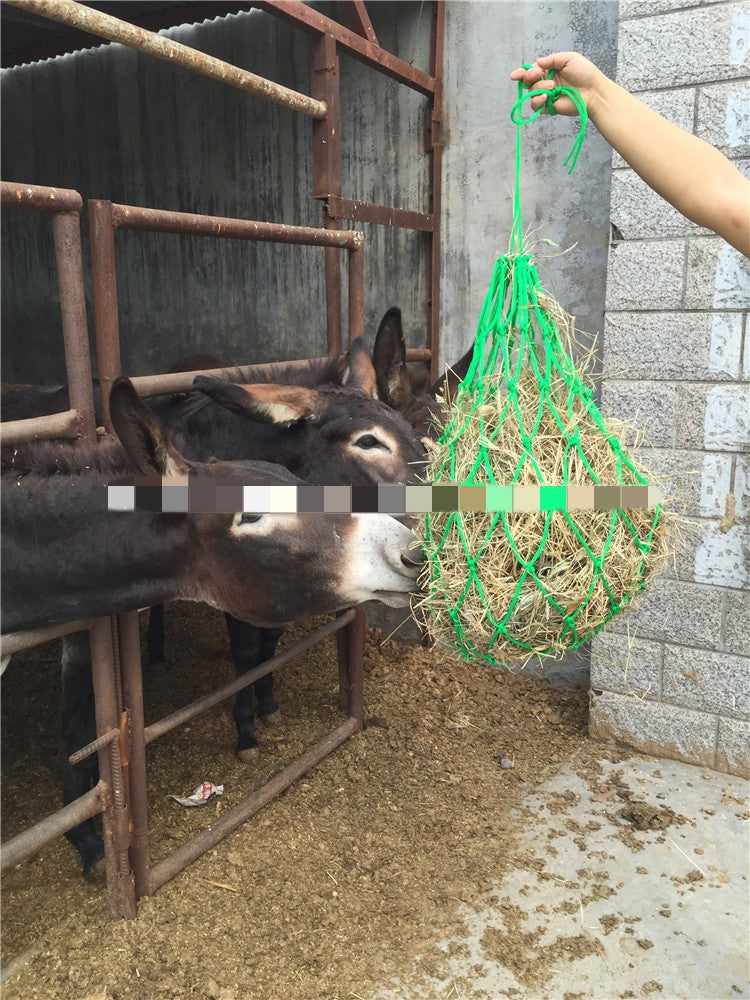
[
  {"xmin": 734, "ymin": 453, "xmax": 749, "ymax": 519},
  {"xmin": 620, "ymin": 0, "xmax": 704, "ymax": 15},
  {"xmin": 685, "ymin": 239, "xmax": 750, "ymax": 309},
  {"xmin": 606, "ymin": 241, "xmax": 685, "ymax": 311},
  {"xmin": 693, "ymin": 521, "xmax": 750, "ymax": 589},
  {"xmin": 663, "ymin": 646, "xmax": 750, "ymax": 718},
  {"xmin": 631, "ymin": 447, "xmax": 723, "ymax": 518},
  {"xmin": 611, "ymin": 170, "xmax": 708, "ymax": 240},
  {"xmin": 589, "ymin": 690, "xmax": 717, "ymax": 768},
  {"xmin": 716, "ymin": 716, "xmax": 750, "ymax": 776},
  {"xmin": 590, "ymin": 631, "xmax": 662, "ymax": 698},
  {"xmin": 601, "ymin": 380, "xmax": 676, "ymax": 448},
  {"xmin": 703, "ymin": 383, "xmax": 750, "ymax": 450},
  {"xmin": 699, "ymin": 452, "xmax": 735, "ymax": 518},
  {"xmin": 724, "ymin": 589, "xmax": 750, "ymax": 655},
  {"xmin": 610, "ymin": 577, "xmax": 724, "ymax": 649},
  {"xmin": 618, "ymin": 3, "xmax": 750, "ymax": 92},
  {"xmin": 696, "ymin": 80, "xmax": 750, "ymax": 156},
  {"xmin": 602, "ymin": 312, "xmax": 744, "ymax": 381}
]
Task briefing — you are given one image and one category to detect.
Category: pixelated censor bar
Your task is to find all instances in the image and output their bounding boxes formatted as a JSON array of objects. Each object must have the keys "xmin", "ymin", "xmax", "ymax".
[{"xmin": 106, "ymin": 482, "xmax": 665, "ymax": 513}]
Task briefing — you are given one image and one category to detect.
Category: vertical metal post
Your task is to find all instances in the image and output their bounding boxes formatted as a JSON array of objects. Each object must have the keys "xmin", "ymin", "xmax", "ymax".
[
  {"xmin": 347, "ymin": 606, "xmax": 366, "ymax": 729},
  {"xmin": 51, "ymin": 211, "xmax": 97, "ymax": 446},
  {"xmin": 88, "ymin": 200, "xmax": 122, "ymax": 431},
  {"xmin": 336, "ymin": 613, "xmax": 350, "ymax": 714},
  {"xmin": 428, "ymin": 1, "xmax": 445, "ymax": 382},
  {"xmin": 347, "ymin": 243, "xmax": 365, "ymax": 344},
  {"xmin": 88, "ymin": 619, "xmax": 136, "ymax": 919},
  {"xmin": 117, "ymin": 611, "xmax": 150, "ymax": 898},
  {"xmin": 312, "ymin": 34, "xmax": 343, "ymax": 353}
]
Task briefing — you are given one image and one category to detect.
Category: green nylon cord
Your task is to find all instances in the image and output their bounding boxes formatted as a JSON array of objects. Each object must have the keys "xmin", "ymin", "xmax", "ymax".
[{"xmin": 424, "ymin": 67, "xmax": 662, "ymax": 667}]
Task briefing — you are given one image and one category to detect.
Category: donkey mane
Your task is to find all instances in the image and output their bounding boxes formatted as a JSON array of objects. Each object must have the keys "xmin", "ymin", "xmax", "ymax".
[{"xmin": 6, "ymin": 438, "xmax": 134, "ymax": 479}]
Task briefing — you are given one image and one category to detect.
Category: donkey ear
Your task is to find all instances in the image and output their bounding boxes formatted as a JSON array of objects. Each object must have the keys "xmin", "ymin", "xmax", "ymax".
[
  {"xmin": 343, "ymin": 336, "xmax": 378, "ymax": 398},
  {"xmin": 372, "ymin": 307, "xmax": 413, "ymax": 409},
  {"xmin": 429, "ymin": 341, "xmax": 475, "ymax": 404},
  {"xmin": 194, "ymin": 376, "xmax": 321, "ymax": 427},
  {"xmin": 109, "ymin": 377, "xmax": 187, "ymax": 478}
]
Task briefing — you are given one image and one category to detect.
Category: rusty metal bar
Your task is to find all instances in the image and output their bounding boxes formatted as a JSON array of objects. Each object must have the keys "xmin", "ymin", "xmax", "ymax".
[
  {"xmin": 89, "ymin": 199, "xmax": 121, "ymax": 432},
  {"xmin": 340, "ymin": 1, "xmax": 379, "ymax": 45},
  {"xmin": 0, "ymin": 180, "xmax": 82, "ymax": 213},
  {"xmin": 5, "ymin": 0, "xmax": 327, "ymax": 119},
  {"xmin": 257, "ymin": 1, "xmax": 435, "ymax": 96},
  {"xmin": 117, "ymin": 611, "xmax": 150, "ymax": 899},
  {"xmin": 0, "ymin": 408, "xmax": 81, "ymax": 447},
  {"xmin": 88, "ymin": 619, "xmax": 136, "ymax": 919},
  {"xmin": 144, "ymin": 610, "xmax": 356, "ymax": 746},
  {"xmin": 68, "ymin": 727, "xmax": 119, "ymax": 766},
  {"xmin": 108, "ymin": 202, "xmax": 364, "ymax": 249},
  {"xmin": 326, "ymin": 196, "xmax": 435, "ymax": 233},
  {"xmin": 0, "ymin": 784, "xmax": 108, "ymax": 873},
  {"xmin": 148, "ymin": 717, "xmax": 358, "ymax": 894},
  {"xmin": 0, "ymin": 618, "xmax": 93, "ymax": 658},
  {"xmin": 428, "ymin": 1, "xmax": 445, "ymax": 382},
  {"xmin": 347, "ymin": 606, "xmax": 366, "ymax": 729},
  {"xmin": 52, "ymin": 211, "xmax": 98, "ymax": 447},
  {"xmin": 347, "ymin": 244, "xmax": 365, "ymax": 344}
]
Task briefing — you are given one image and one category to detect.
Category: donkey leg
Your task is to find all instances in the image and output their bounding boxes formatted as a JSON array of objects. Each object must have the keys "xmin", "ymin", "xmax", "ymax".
[
  {"xmin": 254, "ymin": 627, "xmax": 284, "ymax": 724},
  {"xmin": 61, "ymin": 632, "xmax": 105, "ymax": 878},
  {"xmin": 147, "ymin": 603, "xmax": 168, "ymax": 669},
  {"xmin": 224, "ymin": 614, "xmax": 263, "ymax": 762}
]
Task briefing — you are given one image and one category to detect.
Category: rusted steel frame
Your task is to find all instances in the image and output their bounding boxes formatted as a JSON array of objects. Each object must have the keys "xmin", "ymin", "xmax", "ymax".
[
  {"xmin": 68, "ymin": 726, "xmax": 119, "ymax": 766},
  {"xmin": 117, "ymin": 612, "xmax": 150, "ymax": 899},
  {"xmin": 4, "ymin": 0, "xmax": 327, "ymax": 119},
  {"xmin": 340, "ymin": 1, "xmax": 379, "ymax": 45},
  {"xmin": 326, "ymin": 196, "xmax": 435, "ymax": 233},
  {"xmin": 108, "ymin": 202, "xmax": 363, "ymax": 248},
  {"xmin": 148, "ymin": 717, "xmax": 358, "ymax": 893},
  {"xmin": 312, "ymin": 34, "xmax": 343, "ymax": 353},
  {"xmin": 335, "ymin": 606, "xmax": 366, "ymax": 722},
  {"xmin": 89, "ymin": 619, "xmax": 136, "ymax": 919},
  {"xmin": 0, "ymin": 618, "xmax": 93, "ymax": 658},
  {"xmin": 256, "ymin": 1, "xmax": 435, "ymax": 96},
  {"xmin": 0, "ymin": 180, "xmax": 82, "ymax": 213},
  {"xmin": 347, "ymin": 245, "xmax": 365, "ymax": 344},
  {"xmin": 143, "ymin": 610, "xmax": 356, "ymax": 746},
  {"xmin": 0, "ymin": 409, "xmax": 81, "ymax": 447},
  {"xmin": 0, "ymin": 784, "xmax": 108, "ymax": 873},
  {"xmin": 428, "ymin": 1, "xmax": 445, "ymax": 383},
  {"xmin": 89, "ymin": 199, "xmax": 121, "ymax": 432}
]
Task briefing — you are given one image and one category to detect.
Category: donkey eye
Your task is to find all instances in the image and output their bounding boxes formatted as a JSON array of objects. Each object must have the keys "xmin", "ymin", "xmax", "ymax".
[
  {"xmin": 355, "ymin": 433, "xmax": 387, "ymax": 451},
  {"xmin": 239, "ymin": 512, "xmax": 265, "ymax": 525}
]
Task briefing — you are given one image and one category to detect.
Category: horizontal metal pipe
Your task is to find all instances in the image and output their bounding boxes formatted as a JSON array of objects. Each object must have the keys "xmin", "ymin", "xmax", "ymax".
[
  {"xmin": 148, "ymin": 717, "xmax": 358, "ymax": 893},
  {"xmin": 4, "ymin": 0, "xmax": 327, "ymax": 118},
  {"xmin": 0, "ymin": 618, "xmax": 92, "ymax": 657},
  {"xmin": 0, "ymin": 408, "xmax": 81, "ymax": 447},
  {"xmin": 1, "ymin": 180, "xmax": 82, "ymax": 214},
  {"xmin": 69, "ymin": 727, "xmax": 119, "ymax": 766},
  {"xmin": 144, "ymin": 610, "xmax": 356, "ymax": 744},
  {"xmin": 108, "ymin": 202, "xmax": 364, "ymax": 248},
  {"xmin": 1, "ymin": 783, "xmax": 106, "ymax": 872},
  {"xmin": 326, "ymin": 195, "xmax": 435, "ymax": 232}
]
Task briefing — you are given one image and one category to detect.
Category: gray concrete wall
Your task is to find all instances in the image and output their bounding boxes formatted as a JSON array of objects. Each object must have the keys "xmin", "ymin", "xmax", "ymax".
[{"xmin": 589, "ymin": 0, "xmax": 750, "ymax": 777}]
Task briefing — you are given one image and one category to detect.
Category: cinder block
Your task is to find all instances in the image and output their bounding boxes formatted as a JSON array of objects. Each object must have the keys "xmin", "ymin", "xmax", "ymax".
[
  {"xmin": 602, "ymin": 312, "xmax": 743, "ymax": 381},
  {"xmin": 699, "ymin": 453, "xmax": 734, "ymax": 518},
  {"xmin": 693, "ymin": 521, "xmax": 750, "ymax": 589},
  {"xmin": 601, "ymin": 380, "xmax": 676, "ymax": 448},
  {"xmin": 663, "ymin": 646, "xmax": 750, "ymax": 718},
  {"xmin": 685, "ymin": 239, "xmax": 750, "ymax": 310},
  {"xmin": 590, "ymin": 631, "xmax": 662, "ymax": 698},
  {"xmin": 611, "ymin": 170, "xmax": 707, "ymax": 239},
  {"xmin": 606, "ymin": 241, "xmax": 685, "ymax": 311},
  {"xmin": 590, "ymin": 689, "xmax": 717, "ymax": 768},
  {"xmin": 697, "ymin": 81, "xmax": 750, "ymax": 157},
  {"xmin": 703, "ymin": 384, "xmax": 750, "ymax": 451},
  {"xmin": 662, "ymin": 516, "xmax": 722, "ymax": 584},
  {"xmin": 629, "ymin": 447, "xmax": 713, "ymax": 518},
  {"xmin": 620, "ymin": 0, "xmax": 703, "ymax": 16},
  {"xmin": 735, "ymin": 453, "xmax": 749, "ymax": 519},
  {"xmin": 612, "ymin": 88, "xmax": 696, "ymax": 168},
  {"xmin": 618, "ymin": 4, "xmax": 750, "ymax": 92},
  {"xmin": 716, "ymin": 716, "xmax": 750, "ymax": 777},
  {"xmin": 610, "ymin": 576, "xmax": 724, "ymax": 649},
  {"xmin": 724, "ymin": 589, "xmax": 750, "ymax": 655}
]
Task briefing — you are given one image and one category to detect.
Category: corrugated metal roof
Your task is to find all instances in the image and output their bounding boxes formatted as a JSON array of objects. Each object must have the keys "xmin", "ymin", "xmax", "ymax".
[{"xmin": 1, "ymin": 2, "xmax": 256, "ymax": 68}]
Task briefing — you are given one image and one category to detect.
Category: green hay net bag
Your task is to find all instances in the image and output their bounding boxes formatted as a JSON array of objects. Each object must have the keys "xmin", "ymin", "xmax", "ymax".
[{"xmin": 417, "ymin": 69, "xmax": 671, "ymax": 667}]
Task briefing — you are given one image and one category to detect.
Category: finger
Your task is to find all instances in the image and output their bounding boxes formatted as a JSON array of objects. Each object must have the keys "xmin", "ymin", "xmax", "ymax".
[{"xmin": 536, "ymin": 51, "xmax": 576, "ymax": 71}]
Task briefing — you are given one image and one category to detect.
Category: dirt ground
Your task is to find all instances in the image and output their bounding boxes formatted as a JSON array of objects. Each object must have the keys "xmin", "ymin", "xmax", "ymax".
[{"xmin": 2, "ymin": 600, "xmax": 618, "ymax": 999}]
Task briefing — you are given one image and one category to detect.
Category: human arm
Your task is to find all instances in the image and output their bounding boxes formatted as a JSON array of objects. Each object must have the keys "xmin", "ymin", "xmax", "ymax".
[{"xmin": 511, "ymin": 53, "xmax": 750, "ymax": 257}]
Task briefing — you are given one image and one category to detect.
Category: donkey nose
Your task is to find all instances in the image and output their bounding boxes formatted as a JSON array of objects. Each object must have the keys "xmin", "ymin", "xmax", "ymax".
[{"xmin": 400, "ymin": 541, "xmax": 426, "ymax": 569}]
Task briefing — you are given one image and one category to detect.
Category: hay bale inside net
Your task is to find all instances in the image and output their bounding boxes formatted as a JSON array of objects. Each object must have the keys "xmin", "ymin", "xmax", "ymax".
[{"xmin": 416, "ymin": 284, "xmax": 671, "ymax": 668}]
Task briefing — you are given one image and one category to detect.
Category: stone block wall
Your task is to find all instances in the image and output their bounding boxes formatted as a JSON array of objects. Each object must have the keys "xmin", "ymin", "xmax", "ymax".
[{"xmin": 589, "ymin": 0, "xmax": 750, "ymax": 776}]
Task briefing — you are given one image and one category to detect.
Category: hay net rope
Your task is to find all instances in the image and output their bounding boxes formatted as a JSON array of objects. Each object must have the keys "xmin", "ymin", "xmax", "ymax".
[{"xmin": 421, "ymin": 69, "xmax": 667, "ymax": 667}]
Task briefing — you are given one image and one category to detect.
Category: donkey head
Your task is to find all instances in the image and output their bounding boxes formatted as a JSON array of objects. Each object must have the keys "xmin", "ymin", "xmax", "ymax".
[
  {"xmin": 371, "ymin": 307, "xmax": 475, "ymax": 440},
  {"xmin": 193, "ymin": 337, "xmax": 427, "ymax": 486}
]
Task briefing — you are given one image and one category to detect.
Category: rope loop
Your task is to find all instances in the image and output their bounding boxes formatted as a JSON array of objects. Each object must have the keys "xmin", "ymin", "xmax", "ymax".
[{"xmin": 509, "ymin": 65, "xmax": 588, "ymax": 174}]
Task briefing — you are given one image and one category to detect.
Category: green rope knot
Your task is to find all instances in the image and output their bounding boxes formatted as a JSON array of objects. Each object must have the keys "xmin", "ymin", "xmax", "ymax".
[{"xmin": 509, "ymin": 65, "xmax": 588, "ymax": 175}]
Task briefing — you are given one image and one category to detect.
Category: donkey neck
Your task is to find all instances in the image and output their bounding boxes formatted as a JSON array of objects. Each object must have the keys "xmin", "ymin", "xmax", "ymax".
[{"xmin": 2, "ymin": 474, "xmax": 194, "ymax": 631}]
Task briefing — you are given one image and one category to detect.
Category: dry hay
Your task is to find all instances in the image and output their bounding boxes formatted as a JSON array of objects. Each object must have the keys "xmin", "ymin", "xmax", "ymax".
[{"xmin": 415, "ymin": 296, "xmax": 672, "ymax": 667}]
